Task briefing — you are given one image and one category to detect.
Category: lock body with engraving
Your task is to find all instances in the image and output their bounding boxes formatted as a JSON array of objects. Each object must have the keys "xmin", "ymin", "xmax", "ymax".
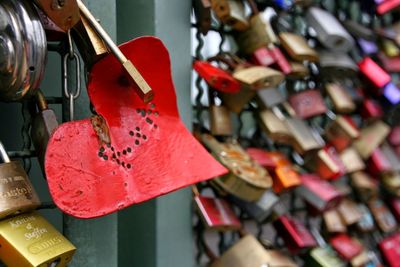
[
  {"xmin": 0, "ymin": 142, "xmax": 41, "ymax": 219},
  {"xmin": 0, "ymin": 212, "xmax": 76, "ymax": 267}
]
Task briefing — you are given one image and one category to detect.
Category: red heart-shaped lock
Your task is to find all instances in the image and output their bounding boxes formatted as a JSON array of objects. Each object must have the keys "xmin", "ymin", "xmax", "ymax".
[{"xmin": 45, "ymin": 37, "xmax": 227, "ymax": 218}]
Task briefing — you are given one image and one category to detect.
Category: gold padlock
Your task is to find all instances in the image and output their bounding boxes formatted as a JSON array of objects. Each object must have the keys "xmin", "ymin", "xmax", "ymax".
[
  {"xmin": 209, "ymin": 90, "xmax": 232, "ymax": 136},
  {"xmin": 210, "ymin": 0, "xmax": 249, "ymax": 31},
  {"xmin": 325, "ymin": 83, "xmax": 356, "ymax": 114},
  {"xmin": 72, "ymin": 14, "xmax": 109, "ymax": 69},
  {"xmin": 380, "ymin": 39, "xmax": 400, "ymax": 58},
  {"xmin": 288, "ymin": 61, "xmax": 310, "ymax": 78},
  {"xmin": 0, "ymin": 212, "xmax": 76, "ymax": 267},
  {"xmin": 232, "ymin": 0, "xmax": 272, "ymax": 55},
  {"xmin": 353, "ymin": 121, "xmax": 391, "ymax": 159},
  {"xmin": 325, "ymin": 115, "xmax": 359, "ymax": 152},
  {"xmin": 323, "ymin": 209, "xmax": 347, "ymax": 234},
  {"xmin": 211, "ymin": 235, "xmax": 298, "ymax": 267},
  {"xmin": 337, "ymin": 198, "xmax": 363, "ymax": 226},
  {"xmin": 340, "ymin": 148, "xmax": 365, "ymax": 173},
  {"xmin": 201, "ymin": 134, "xmax": 272, "ymax": 201},
  {"xmin": 350, "ymin": 172, "xmax": 378, "ymax": 202},
  {"xmin": 279, "ymin": 32, "xmax": 319, "ymax": 62},
  {"xmin": 258, "ymin": 109, "xmax": 292, "ymax": 144}
]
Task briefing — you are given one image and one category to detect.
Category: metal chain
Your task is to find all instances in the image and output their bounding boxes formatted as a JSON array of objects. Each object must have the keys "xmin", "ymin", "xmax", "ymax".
[
  {"xmin": 63, "ymin": 30, "xmax": 82, "ymax": 121},
  {"xmin": 194, "ymin": 30, "xmax": 205, "ymax": 124},
  {"xmin": 21, "ymin": 100, "xmax": 32, "ymax": 173}
]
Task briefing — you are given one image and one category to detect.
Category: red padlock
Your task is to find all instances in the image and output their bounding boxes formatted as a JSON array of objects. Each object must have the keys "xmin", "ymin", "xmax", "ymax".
[
  {"xmin": 296, "ymin": 174, "xmax": 342, "ymax": 213},
  {"xmin": 360, "ymin": 98, "xmax": 384, "ymax": 119},
  {"xmin": 378, "ymin": 53, "xmax": 400, "ymax": 73},
  {"xmin": 273, "ymin": 215, "xmax": 317, "ymax": 254},
  {"xmin": 389, "ymin": 126, "xmax": 400, "ymax": 147},
  {"xmin": 193, "ymin": 60, "xmax": 241, "ymax": 93},
  {"xmin": 45, "ymin": 37, "xmax": 228, "ymax": 218},
  {"xmin": 251, "ymin": 46, "xmax": 292, "ymax": 75},
  {"xmin": 377, "ymin": 0, "xmax": 400, "ymax": 15},
  {"xmin": 379, "ymin": 232, "xmax": 400, "ymax": 267},
  {"xmin": 367, "ymin": 147, "xmax": 393, "ymax": 176},
  {"xmin": 330, "ymin": 234, "xmax": 363, "ymax": 262},
  {"xmin": 246, "ymin": 148, "xmax": 290, "ymax": 171},
  {"xmin": 288, "ymin": 90, "xmax": 328, "ymax": 119},
  {"xmin": 358, "ymin": 57, "xmax": 391, "ymax": 91}
]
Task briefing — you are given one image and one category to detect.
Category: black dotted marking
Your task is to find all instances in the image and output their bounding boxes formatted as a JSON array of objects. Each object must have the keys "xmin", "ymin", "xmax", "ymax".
[
  {"xmin": 116, "ymin": 159, "xmax": 120, "ymax": 165},
  {"xmin": 117, "ymin": 152, "xmax": 121, "ymax": 157},
  {"xmin": 103, "ymin": 155, "xmax": 108, "ymax": 161},
  {"xmin": 136, "ymin": 133, "xmax": 141, "ymax": 138},
  {"xmin": 127, "ymin": 164, "xmax": 131, "ymax": 169},
  {"xmin": 136, "ymin": 109, "xmax": 141, "ymax": 113},
  {"xmin": 111, "ymin": 147, "xmax": 115, "ymax": 151},
  {"xmin": 100, "ymin": 147, "xmax": 105, "ymax": 153},
  {"xmin": 141, "ymin": 110, "xmax": 146, "ymax": 117},
  {"xmin": 142, "ymin": 135, "xmax": 147, "ymax": 140},
  {"xmin": 146, "ymin": 118, "xmax": 153, "ymax": 124},
  {"xmin": 154, "ymin": 112, "xmax": 159, "ymax": 117},
  {"xmin": 106, "ymin": 143, "xmax": 111, "ymax": 148},
  {"xmin": 154, "ymin": 124, "xmax": 158, "ymax": 129},
  {"xmin": 147, "ymin": 110, "xmax": 152, "ymax": 115},
  {"xmin": 112, "ymin": 154, "xmax": 116, "ymax": 159},
  {"xmin": 123, "ymin": 150, "xmax": 127, "ymax": 155},
  {"xmin": 129, "ymin": 131, "xmax": 134, "ymax": 136},
  {"xmin": 127, "ymin": 147, "xmax": 132, "ymax": 153},
  {"xmin": 121, "ymin": 162, "xmax": 125, "ymax": 167},
  {"xmin": 98, "ymin": 152, "xmax": 103, "ymax": 157},
  {"xmin": 136, "ymin": 127, "xmax": 140, "ymax": 131},
  {"xmin": 150, "ymin": 103, "xmax": 155, "ymax": 109},
  {"xmin": 135, "ymin": 140, "xmax": 140, "ymax": 145}
]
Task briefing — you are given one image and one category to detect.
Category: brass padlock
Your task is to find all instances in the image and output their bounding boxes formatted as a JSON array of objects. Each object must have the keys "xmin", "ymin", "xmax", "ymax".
[
  {"xmin": 337, "ymin": 198, "xmax": 363, "ymax": 226},
  {"xmin": 209, "ymin": 91, "xmax": 232, "ymax": 136},
  {"xmin": 382, "ymin": 172, "xmax": 400, "ymax": 197},
  {"xmin": 325, "ymin": 83, "xmax": 356, "ymax": 114},
  {"xmin": 306, "ymin": 7, "xmax": 354, "ymax": 52},
  {"xmin": 323, "ymin": 209, "xmax": 346, "ymax": 234},
  {"xmin": 193, "ymin": 0, "xmax": 212, "ymax": 35},
  {"xmin": 288, "ymin": 61, "xmax": 310, "ymax": 78},
  {"xmin": 285, "ymin": 117, "xmax": 325, "ymax": 155},
  {"xmin": 325, "ymin": 115, "xmax": 359, "ymax": 152},
  {"xmin": 258, "ymin": 109, "xmax": 292, "ymax": 144},
  {"xmin": 192, "ymin": 186, "xmax": 241, "ymax": 231},
  {"xmin": 210, "ymin": 235, "xmax": 298, "ymax": 267},
  {"xmin": 340, "ymin": 148, "xmax": 365, "ymax": 174},
  {"xmin": 31, "ymin": 91, "xmax": 59, "ymax": 177},
  {"xmin": 305, "ymin": 146, "xmax": 346, "ymax": 181},
  {"xmin": 279, "ymin": 32, "xmax": 319, "ymax": 62},
  {"xmin": 232, "ymin": 0, "xmax": 272, "ymax": 55},
  {"xmin": 0, "ymin": 0, "xmax": 47, "ymax": 102},
  {"xmin": 201, "ymin": 134, "xmax": 272, "ymax": 201},
  {"xmin": 0, "ymin": 212, "xmax": 76, "ymax": 267},
  {"xmin": 72, "ymin": 14, "xmax": 109, "ymax": 69},
  {"xmin": 210, "ymin": 0, "xmax": 249, "ymax": 31},
  {"xmin": 33, "ymin": 0, "xmax": 80, "ymax": 32},
  {"xmin": 353, "ymin": 120, "xmax": 391, "ymax": 159},
  {"xmin": 368, "ymin": 199, "xmax": 397, "ymax": 234},
  {"xmin": 0, "ymin": 142, "xmax": 41, "ymax": 219},
  {"xmin": 380, "ymin": 39, "xmax": 400, "ymax": 58}
]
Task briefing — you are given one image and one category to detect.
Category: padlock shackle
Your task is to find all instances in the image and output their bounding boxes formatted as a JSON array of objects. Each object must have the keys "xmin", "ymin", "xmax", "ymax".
[
  {"xmin": 36, "ymin": 90, "xmax": 48, "ymax": 111},
  {"xmin": 0, "ymin": 142, "xmax": 11, "ymax": 163}
]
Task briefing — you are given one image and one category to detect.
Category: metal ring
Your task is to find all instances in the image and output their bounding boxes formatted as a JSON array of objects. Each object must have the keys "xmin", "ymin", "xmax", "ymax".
[
  {"xmin": 63, "ymin": 52, "xmax": 81, "ymax": 100},
  {"xmin": 0, "ymin": 0, "xmax": 47, "ymax": 102}
]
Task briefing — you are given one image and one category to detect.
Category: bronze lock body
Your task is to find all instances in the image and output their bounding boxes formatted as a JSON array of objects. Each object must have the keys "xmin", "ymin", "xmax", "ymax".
[
  {"xmin": 0, "ymin": 142, "xmax": 41, "ymax": 220},
  {"xmin": 210, "ymin": 0, "xmax": 249, "ymax": 31}
]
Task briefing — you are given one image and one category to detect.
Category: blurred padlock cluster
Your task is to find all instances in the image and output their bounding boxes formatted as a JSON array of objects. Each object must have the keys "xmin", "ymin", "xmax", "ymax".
[{"xmin": 191, "ymin": 0, "xmax": 400, "ymax": 266}]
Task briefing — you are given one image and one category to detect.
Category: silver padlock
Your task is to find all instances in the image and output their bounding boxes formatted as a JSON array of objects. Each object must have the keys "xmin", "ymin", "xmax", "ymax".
[
  {"xmin": 0, "ymin": 0, "xmax": 47, "ymax": 102},
  {"xmin": 306, "ymin": 7, "xmax": 354, "ymax": 53},
  {"xmin": 319, "ymin": 50, "xmax": 358, "ymax": 78}
]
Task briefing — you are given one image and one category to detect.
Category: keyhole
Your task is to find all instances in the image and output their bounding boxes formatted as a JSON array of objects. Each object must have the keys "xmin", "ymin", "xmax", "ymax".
[{"xmin": 51, "ymin": 0, "xmax": 65, "ymax": 10}]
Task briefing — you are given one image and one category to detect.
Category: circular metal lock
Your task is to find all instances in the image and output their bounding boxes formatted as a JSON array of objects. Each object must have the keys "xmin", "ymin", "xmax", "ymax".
[{"xmin": 0, "ymin": 0, "xmax": 47, "ymax": 102}]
